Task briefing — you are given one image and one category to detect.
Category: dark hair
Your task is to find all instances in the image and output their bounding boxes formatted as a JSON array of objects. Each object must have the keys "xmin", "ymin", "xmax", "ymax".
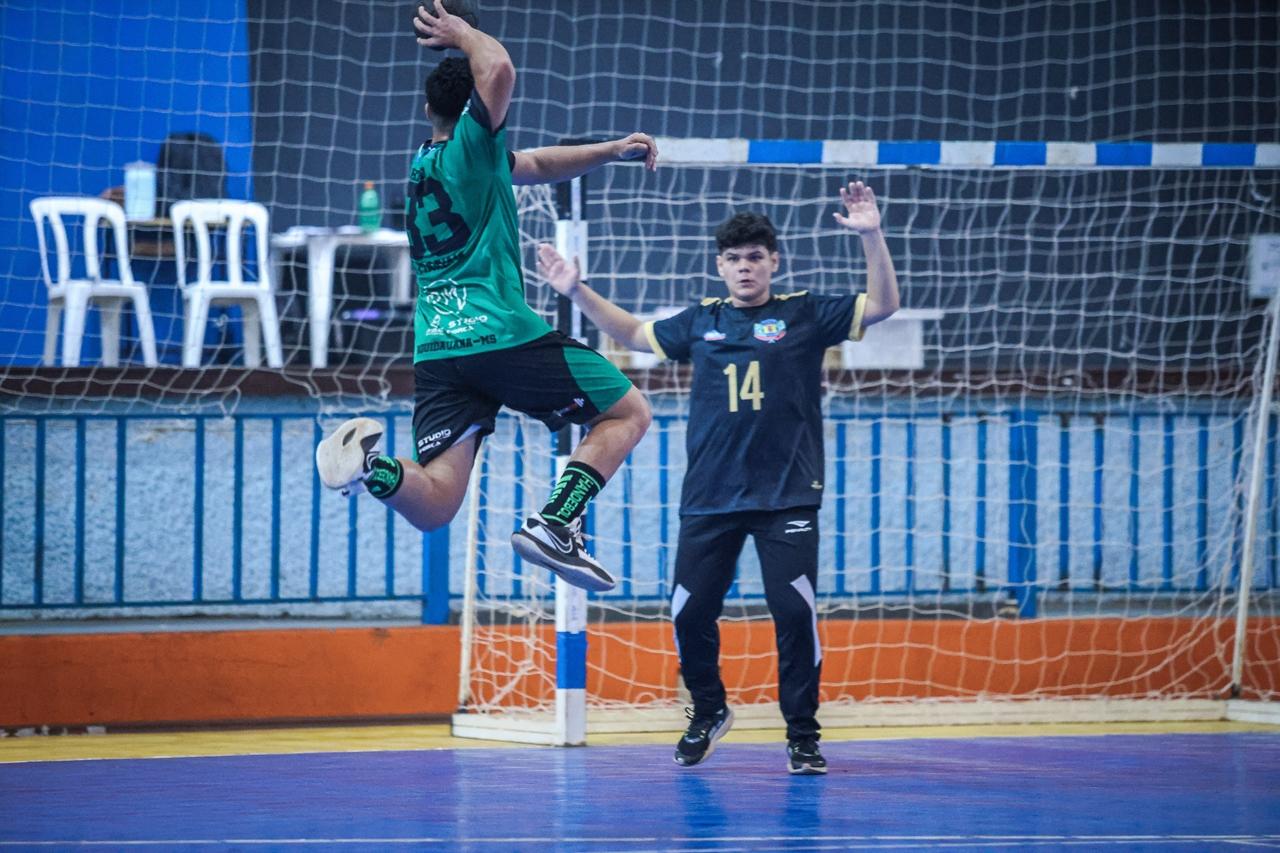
[
  {"xmin": 715, "ymin": 212, "xmax": 778, "ymax": 253},
  {"xmin": 424, "ymin": 57, "xmax": 473, "ymax": 122}
]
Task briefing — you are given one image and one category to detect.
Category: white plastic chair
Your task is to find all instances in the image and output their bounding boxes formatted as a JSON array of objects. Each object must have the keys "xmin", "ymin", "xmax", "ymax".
[
  {"xmin": 29, "ymin": 197, "xmax": 159, "ymax": 367},
  {"xmin": 171, "ymin": 200, "xmax": 284, "ymax": 368}
]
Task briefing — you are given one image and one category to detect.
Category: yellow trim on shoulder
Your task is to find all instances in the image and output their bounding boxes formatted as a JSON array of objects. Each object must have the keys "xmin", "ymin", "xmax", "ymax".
[
  {"xmin": 642, "ymin": 320, "xmax": 669, "ymax": 361},
  {"xmin": 774, "ymin": 290, "xmax": 809, "ymax": 301},
  {"xmin": 699, "ymin": 296, "xmax": 722, "ymax": 306},
  {"xmin": 849, "ymin": 293, "xmax": 868, "ymax": 342}
]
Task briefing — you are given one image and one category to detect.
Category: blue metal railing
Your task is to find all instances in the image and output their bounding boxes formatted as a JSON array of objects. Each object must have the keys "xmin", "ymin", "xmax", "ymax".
[
  {"xmin": 0, "ymin": 412, "xmax": 448, "ymax": 619},
  {"xmin": 0, "ymin": 404, "xmax": 1274, "ymax": 622}
]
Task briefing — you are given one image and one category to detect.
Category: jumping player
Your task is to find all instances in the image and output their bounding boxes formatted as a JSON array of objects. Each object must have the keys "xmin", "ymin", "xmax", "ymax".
[{"xmin": 316, "ymin": 1, "xmax": 657, "ymax": 592}]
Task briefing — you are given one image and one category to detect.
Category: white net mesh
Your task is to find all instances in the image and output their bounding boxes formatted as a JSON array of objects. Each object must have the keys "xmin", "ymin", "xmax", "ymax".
[
  {"xmin": 1, "ymin": 1, "xmax": 1276, "ymax": 715},
  {"xmin": 4, "ymin": 1, "xmax": 1276, "ymax": 401},
  {"xmin": 460, "ymin": 164, "xmax": 1280, "ymax": 723}
]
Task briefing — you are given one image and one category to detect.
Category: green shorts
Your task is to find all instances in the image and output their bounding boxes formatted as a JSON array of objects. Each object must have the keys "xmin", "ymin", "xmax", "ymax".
[{"xmin": 411, "ymin": 331, "xmax": 634, "ymax": 463}]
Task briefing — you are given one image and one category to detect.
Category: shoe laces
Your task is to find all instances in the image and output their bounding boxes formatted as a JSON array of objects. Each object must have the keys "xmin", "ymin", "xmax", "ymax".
[
  {"xmin": 682, "ymin": 706, "xmax": 721, "ymax": 740},
  {"xmin": 548, "ymin": 516, "xmax": 587, "ymax": 546},
  {"xmin": 789, "ymin": 736, "xmax": 820, "ymax": 756}
]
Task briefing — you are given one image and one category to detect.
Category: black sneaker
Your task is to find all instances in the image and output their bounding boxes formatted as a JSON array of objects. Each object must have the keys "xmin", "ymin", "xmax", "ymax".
[
  {"xmin": 510, "ymin": 516, "xmax": 617, "ymax": 592},
  {"xmin": 673, "ymin": 705, "xmax": 734, "ymax": 767},
  {"xmin": 786, "ymin": 737, "xmax": 827, "ymax": 775}
]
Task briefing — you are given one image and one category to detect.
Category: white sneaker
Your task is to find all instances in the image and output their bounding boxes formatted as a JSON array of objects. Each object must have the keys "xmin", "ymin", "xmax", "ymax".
[
  {"xmin": 315, "ymin": 417, "xmax": 384, "ymax": 496},
  {"xmin": 510, "ymin": 515, "xmax": 617, "ymax": 592}
]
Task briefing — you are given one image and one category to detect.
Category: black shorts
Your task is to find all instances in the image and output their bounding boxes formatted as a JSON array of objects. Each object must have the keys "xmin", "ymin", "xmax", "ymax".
[{"xmin": 411, "ymin": 331, "xmax": 634, "ymax": 464}]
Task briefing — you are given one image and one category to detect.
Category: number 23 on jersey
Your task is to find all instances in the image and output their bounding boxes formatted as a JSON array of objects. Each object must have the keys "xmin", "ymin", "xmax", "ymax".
[
  {"xmin": 723, "ymin": 360, "xmax": 764, "ymax": 412},
  {"xmin": 408, "ymin": 176, "xmax": 472, "ymax": 258}
]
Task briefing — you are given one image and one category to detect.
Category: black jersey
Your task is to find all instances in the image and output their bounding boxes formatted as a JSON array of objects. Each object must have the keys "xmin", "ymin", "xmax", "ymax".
[{"xmin": 645, "ymin": 290, "xmax": 867, "ymax": 516}]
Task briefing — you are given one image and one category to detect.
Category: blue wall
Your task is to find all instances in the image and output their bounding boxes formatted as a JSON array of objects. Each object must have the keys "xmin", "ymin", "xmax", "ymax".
[{"xmin": 0, "ymin": 1, "xmax": 254, "ymax": 364}]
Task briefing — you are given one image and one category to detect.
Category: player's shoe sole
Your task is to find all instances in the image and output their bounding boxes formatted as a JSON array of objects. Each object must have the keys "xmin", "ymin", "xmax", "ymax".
[
  {"xmin": 316, "ymin": 417, "xmax": 384, "ymax": 495},
  {"xmin": 511, "ymin": 516, "xmax": 617, "ymax": 592}
]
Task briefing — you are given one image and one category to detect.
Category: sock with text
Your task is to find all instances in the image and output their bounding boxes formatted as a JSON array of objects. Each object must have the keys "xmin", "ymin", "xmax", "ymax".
[{"xmin": 539, "ymin": 461, "xmax": 605, "ymax": 526}]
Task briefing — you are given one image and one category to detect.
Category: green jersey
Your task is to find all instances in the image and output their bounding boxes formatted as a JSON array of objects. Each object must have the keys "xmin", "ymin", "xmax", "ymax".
[{"xmin": 406, "ymin": 93, "xmax": 551, "ymax": 361}]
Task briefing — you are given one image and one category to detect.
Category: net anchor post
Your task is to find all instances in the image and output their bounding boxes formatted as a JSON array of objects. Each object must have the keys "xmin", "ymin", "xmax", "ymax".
[
  {"xmin": 551, "ymin": 158, "xmax": 592, "ymax": 746},
  {"xmin": 1231, "ymin": 291, "xmax": 1280, "ymax": 695}
]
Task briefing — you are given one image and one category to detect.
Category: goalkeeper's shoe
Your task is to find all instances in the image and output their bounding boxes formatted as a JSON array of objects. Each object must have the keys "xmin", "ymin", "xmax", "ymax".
[
  {"xmin": 510, "ymin": 515, "xmax": 617, "ymax": 592},
  {"xmin": 786, "ymin": 737, "xmax": 828, "ymax": 775},
  {"xmin": 316, "ymin": 417, "xmax": 384, "ymax": 497},
  {"xmin": 673, "ymin": 705, "xmax": 734, "ymax": 767}
]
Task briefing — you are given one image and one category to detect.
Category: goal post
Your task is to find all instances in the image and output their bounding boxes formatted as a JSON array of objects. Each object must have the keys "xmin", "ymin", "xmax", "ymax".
[{"xmin": 451, "ymin": 139, "xmax": 1280, "ymax": 742}]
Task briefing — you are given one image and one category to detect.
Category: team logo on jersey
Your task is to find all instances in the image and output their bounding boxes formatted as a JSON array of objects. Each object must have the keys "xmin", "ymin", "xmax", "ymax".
[
  {"xmin": 753, "ymin": 319, "xmax": 786, "ymax": 343},
  {"xmin": 422, "ymin": 280, "xmax": 466, "ymax": 315},
  {"xmin": 702, "ymin": 329, "xmax": 726, "ymax": 341}
]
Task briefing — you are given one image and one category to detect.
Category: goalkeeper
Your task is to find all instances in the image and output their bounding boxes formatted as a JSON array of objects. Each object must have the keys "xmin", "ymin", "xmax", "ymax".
[
  {"xmin": 537, "ymin": 182, "xmax": 900, "ymax": 774},
  {"xmin": 316, "ymin": 1, "xmax": 658, "ymax": 593}
]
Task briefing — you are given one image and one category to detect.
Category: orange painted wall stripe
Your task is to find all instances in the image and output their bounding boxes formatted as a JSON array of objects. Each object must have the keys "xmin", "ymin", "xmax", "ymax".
[
  {"xmin": 2, "ymin": 618, "xmax": 1276, "ymax": 728},
  {"xmin": 0, "ymin": 626, "xmax": 461, "ymax": 728}
]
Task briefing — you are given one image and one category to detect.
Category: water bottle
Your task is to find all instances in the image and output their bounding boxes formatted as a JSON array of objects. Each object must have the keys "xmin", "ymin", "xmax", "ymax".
[
  {"xmin": 124, "ymin": 161, "xmax": 156, "ymax": 221},
  {"xmin": 358, "ymin": 181, "xmax": 381, "ymax": 233}
]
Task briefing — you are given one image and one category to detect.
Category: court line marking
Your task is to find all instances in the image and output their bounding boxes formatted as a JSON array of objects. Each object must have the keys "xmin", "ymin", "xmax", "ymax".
[{"xmin": 3, "ymin": 835, "xmax": 1279, "ymax": 847}]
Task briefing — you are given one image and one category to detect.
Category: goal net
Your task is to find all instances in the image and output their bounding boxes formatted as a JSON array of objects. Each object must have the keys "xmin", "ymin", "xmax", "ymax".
[
  {"xmin": 1, "ymin": 2, "xmax": 1276, "ymax": 728},
  {"xmin": 456, "ymin": 160, "xmax": 1280, "ymax": 740}
]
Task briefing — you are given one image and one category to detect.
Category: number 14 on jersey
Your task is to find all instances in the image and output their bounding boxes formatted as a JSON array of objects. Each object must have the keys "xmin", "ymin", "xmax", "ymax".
[{"xmin": 723, "ymin": 360, "xmax": 764, "ymax": 412}]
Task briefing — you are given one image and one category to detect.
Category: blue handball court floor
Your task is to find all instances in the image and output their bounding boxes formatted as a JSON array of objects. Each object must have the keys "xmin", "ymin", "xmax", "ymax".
[{"xmin": 1, "ymin": 732, "xmax": 1278, "ymax": 851}]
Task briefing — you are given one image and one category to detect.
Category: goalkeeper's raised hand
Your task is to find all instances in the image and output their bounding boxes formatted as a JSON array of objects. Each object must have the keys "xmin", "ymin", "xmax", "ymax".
[{"xmin": 833, "ymin": 180, "xmax": 882, "ymax": 234}]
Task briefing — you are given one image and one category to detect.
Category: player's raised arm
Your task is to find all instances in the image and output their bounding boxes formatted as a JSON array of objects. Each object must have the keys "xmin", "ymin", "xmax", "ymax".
[
  {"xmin": 511, "ymin": 134, "xmax": 659, "ymax": 185},
  {"xmin": 536, "ymin": 243, "xmax": 653, "ymax": 353},
  {"xmin": 834, "ymin": 180, "xmax": 900, "ymax": 329},
  {"xmin": 414, "ymin": 0, "xmax": 515, "ymax": 128}
]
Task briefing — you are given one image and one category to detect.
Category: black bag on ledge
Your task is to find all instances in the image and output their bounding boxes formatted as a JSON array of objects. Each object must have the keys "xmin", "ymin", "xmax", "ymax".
[{"xmin": 156, "ymin": 132, "xmax": 227, "ymax": 214}]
